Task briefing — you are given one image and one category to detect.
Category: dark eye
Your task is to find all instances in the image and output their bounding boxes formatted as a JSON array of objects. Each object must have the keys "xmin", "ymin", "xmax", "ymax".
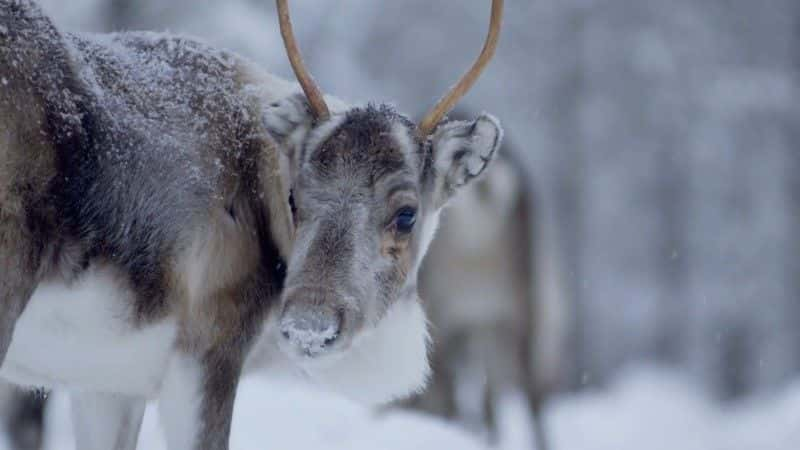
[{"xmin": 394, "ymin": 207, "xmax": 417, "ymax": 233}]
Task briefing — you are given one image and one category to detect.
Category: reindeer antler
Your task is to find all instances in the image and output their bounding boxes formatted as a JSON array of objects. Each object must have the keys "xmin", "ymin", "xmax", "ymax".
[
  {"xmin": 418, "ymin": 0, "xmax": 504, "ymax": 137},
  {"xmin": 276, "ymin": 0, "xmax": 330, "ymax": 120}
]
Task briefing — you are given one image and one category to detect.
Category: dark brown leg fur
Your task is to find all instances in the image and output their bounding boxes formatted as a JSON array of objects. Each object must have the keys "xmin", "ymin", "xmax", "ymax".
[{"xmin": 0, "ymin": 214, "xmax": 39, "ymax": 365}]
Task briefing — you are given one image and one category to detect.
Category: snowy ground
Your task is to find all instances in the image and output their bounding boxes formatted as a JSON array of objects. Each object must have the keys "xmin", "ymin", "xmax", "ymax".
[
  {"xmin": 22, "ymin": 364, "xmax": 800, "ymax": 450},
  {"xmin": 547, "ymin": 365, "xmax": 800, "ymax": 450}
]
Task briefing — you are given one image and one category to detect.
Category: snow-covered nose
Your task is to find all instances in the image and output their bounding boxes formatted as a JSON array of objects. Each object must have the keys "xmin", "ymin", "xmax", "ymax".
[{"xmin": 279, "ymin": 291, "xmax": 343, "ymax": 357}]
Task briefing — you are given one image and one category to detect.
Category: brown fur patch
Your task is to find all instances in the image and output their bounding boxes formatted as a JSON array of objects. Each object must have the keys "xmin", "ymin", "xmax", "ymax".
[{"xmin": 381, "ymin": 231, "xmax": 413, "ymax": 277}]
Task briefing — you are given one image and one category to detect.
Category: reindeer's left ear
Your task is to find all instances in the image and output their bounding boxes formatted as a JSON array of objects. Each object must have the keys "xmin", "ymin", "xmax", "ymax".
[
  {"xmin": 428, "ymin": 113, "xmax": 503, "ymax": 207},
  {"xmin": 263, "ymin": 93, "xmax": 315, "ymax": 157}
]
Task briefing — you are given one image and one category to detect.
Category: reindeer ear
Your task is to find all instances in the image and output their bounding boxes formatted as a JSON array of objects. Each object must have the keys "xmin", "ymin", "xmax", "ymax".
[
  {"xmin": 263, "ymin": 93, "xmax": 314, "ymax": 155},
  {"xmin": 428, "ymin": 113, "xmax": 503, "ymax": 207}
]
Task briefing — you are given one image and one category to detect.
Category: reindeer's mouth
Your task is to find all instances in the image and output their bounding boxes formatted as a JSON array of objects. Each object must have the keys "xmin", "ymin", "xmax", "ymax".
[{"xmin": 296, "ymin": 296, "xmax": 432, "ymax": 405}]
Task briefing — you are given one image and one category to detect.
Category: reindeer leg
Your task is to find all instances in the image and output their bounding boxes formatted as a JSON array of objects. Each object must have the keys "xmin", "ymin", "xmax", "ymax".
[
  {"xmin": 527, "ymin": 390, "xmax": 549, "ymax": 450},
  {"xmin": 0, "ymin": 382, "xmax": 46, "ymax": 450},
  {"xmin": 71, "ymin": 391, "xmax": 146, "ymax": 450},
  {"xmin": 159, "ymin": 348, "xmax": 244, "ymax": 450},
  {"xmin": 450, "ymin": 332, "xmax": 490, "ymax": 436},
  {"xmin": 482, "ymin": 326, "xmax": 549, "ymax": 450},
  {"xmin": 0, "ymin": 215, "xmax": 39, "ymax": 365},
  {"xmin": 521, "ymin": 332, "xmax": 550, "ymax": 450}
]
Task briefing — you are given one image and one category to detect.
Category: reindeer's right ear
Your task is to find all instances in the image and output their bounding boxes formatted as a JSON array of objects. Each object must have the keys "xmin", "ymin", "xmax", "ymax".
[
  {"xmin": 263, "ymin": 93, "xmax": 314, "ymax": 156},
  {"xmin": 427, "ymin": 113, "xmax": 503, "ymax": 208}
]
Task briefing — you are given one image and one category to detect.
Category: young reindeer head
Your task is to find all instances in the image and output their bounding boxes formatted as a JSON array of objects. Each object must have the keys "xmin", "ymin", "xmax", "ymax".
[{"xmin": 265, "ymin": 0, "xmax": 504, "ymax": 400}]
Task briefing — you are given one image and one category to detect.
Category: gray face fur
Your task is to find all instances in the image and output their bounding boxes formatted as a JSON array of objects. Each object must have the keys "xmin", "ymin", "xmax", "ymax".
[{"xmin": 263, "ymin": 94, "xmax": 503, "ymax": 362}]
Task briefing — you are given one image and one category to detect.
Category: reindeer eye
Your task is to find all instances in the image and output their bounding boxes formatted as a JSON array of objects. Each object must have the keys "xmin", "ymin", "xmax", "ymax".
[{"xmin": 394, "ymin": 207, "xmax": 417, "ymax": 233}]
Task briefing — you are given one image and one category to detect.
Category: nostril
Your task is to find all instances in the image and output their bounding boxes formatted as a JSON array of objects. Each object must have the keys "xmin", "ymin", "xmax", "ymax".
[{"xmin": 279, "ymin": 304, "xmax": 343, "ymax": 356}]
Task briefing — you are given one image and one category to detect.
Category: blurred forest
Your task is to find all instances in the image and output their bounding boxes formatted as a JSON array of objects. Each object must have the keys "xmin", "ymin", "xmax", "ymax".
[{"xmin": 39, "ymin": 0, "xmax": 800, "ymax": 401}]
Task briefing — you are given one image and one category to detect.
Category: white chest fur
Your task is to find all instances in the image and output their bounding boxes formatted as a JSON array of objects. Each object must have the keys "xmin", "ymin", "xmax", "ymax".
[
  {"xmin": 0, "ymin": 267, "xmax": 177, "ymax": 397},
  {"xmin": 246, "ymin": 297, "xmax": 430, "ymax": 406}
]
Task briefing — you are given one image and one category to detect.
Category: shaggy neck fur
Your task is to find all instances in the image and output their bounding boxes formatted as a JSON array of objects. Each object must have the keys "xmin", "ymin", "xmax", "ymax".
[{"xmin": 246, "ymin": 294, "xmax": 430, "ymax": 406}]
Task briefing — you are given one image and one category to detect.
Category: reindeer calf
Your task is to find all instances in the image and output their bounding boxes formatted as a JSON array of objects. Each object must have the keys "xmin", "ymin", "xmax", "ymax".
[{"xmin": 0, "ymin": 0, "xmax": 505, "ymax": 448}]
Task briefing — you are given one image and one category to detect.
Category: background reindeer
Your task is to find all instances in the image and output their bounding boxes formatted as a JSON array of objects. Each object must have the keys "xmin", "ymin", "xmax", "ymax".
[{"xmin": 402, "ymin": 109, "xmax": 567, "ymax": 450}]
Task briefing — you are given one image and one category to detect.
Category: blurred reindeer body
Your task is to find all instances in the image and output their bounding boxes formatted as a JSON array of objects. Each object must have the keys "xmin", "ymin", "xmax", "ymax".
[
  {"xmin": 1, "ymin": 8, "xmax": 293, "ymax": 385},
  {"xmin": 424, "ymin": 155, "xmax": 529, "ymax": 332},
  {"xmin": 0, "ymin": 3, "xmax": 295, "ymax": 447},
  {"xmin": 0, "ymin": 1, "xmax": 506, "ymax": 448},
  {"xmin": 3, "ymin": 36, "xmax": 281, "ymax": 392},
  {"xmin": 415, "ymin": 127, "xmax": 560, "ymax": 448}
]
